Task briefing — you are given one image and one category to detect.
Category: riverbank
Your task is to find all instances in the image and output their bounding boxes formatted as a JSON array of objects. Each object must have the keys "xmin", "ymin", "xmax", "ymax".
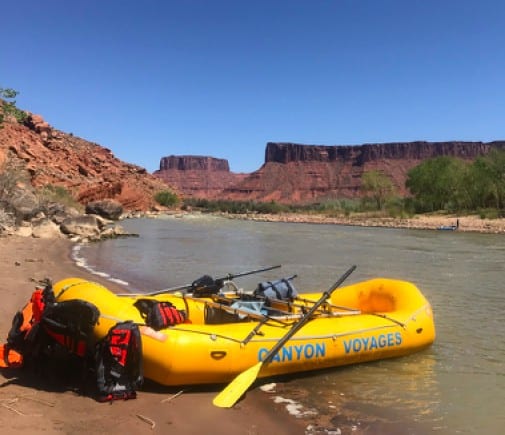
[
  {"xmin": 213, "ymin": 211, "xmax": 505, "ymax": 234},
  {"xmin": 0, "ymin": 236, "xmax": 306, "ymax": 435}
]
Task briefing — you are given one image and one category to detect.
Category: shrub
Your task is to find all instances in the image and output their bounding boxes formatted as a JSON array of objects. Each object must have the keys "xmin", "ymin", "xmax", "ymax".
[
  {"xmin": 385, "ymin": 197, "xmax": 414, "ymax": 218},
  {"xmin": 155, "ymin": 190, "xmax": 179, "ymax": 207},
  {"xmin": 0, "ymin": 88, "xmax": 28, "ymax": 125},
  {"xmin": 477, "ymin": 208, "xmax": 500, "ymax": 219},
  {"xmin": 37, "ymin": 184, "xmax": 82, "ymax": 210}
]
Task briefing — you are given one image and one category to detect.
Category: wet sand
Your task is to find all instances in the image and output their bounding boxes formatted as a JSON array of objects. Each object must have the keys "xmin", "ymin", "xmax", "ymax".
[{"xmin": 0, "ymin": 236, "xmax": 306, "ymax": 435}]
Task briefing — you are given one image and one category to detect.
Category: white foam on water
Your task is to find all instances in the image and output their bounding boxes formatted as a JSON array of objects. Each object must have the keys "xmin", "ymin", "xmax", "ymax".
[
  {"xmin": 273, "ymin": 396, "xmax": 318, "ymax": 418},
  {"xmin": 71, "ymin": 244, "xmax": 130, "ymax": 288},
  {"xmin": 259, "ymin": 383, "xmax": 277, "ymax": 393},
  {"xmin": 108, "ymin": 277, "xmax": 129, "ymax": 286},
  {"xmin": 305, "ymin": 425, "xmax": 342, "ymax": 435}
]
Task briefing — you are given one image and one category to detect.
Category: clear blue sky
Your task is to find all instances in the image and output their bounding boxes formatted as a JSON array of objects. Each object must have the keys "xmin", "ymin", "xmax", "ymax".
[{"xmin": 3, "ymin": 0, "xmax": 504, "ymax": 173}]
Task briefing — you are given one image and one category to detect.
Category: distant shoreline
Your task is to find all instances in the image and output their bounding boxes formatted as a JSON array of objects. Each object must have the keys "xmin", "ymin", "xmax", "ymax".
[{"xmin": 175, "ymin": 211, "xmax": 505, "ymax": 234}]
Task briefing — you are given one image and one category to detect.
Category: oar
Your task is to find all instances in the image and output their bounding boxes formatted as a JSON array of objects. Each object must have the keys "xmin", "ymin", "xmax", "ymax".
[
  {"xmin": 117, "ymin": 264, "xmax": 282, "ymax": 297},
  {"xmin": 179, "ymin": 294, "xmax": 288, "ymax": 325},
  {"xmin": 257, "ymin": 295, "xmax": 361, "ymax": 316},
  {"xmin": 298, "ymin": 297, "xmax": 406, "ymax": 328},
  {"xmin": 212, "ymin": 264, "xmax": 357, "ymax": 408}
]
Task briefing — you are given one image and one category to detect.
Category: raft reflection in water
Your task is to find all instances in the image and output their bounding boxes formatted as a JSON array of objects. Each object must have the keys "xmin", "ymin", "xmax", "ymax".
[{"xmin": 274, "ymin": 352, "xmax": 440, "ymax": 432}]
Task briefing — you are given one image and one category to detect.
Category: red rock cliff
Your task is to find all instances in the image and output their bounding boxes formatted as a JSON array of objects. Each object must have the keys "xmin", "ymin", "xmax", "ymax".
[
  {"xmin": 240, "ymin": 141, "xmax": 505, "ymax": 202},
  {"xmin": 264, "ymin": 141, "xmax": 504, "ymax": 164},
  {"xmin": 154, "ymin": 156, "xmax": 246, "ymax": 198},
  {"xmin": 0, "ymin": 114, "xmax": 168, "ymax": 211},
  {"xmin": 156, "ymin": 141, "xmax": 505, "ymax": 204},
  {"xmin": 160, "ymin": 155, "xmax": 230, "ymax": 171}
]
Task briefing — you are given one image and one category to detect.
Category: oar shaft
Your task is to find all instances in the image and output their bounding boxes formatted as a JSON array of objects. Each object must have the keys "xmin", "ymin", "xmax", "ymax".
[
  {"xmin": 170, "ymin": 294, "xmax": 288, "ymax": 325},
  {"xmin": 225, "ymin": 264, "xmax": 282, "ymax": 280},
  {"xmin": 263, "ymin": 265, "xmax": 356, "ymax": 364},
  {"xmin": 295, "ymin": 296, "xmax": 357, "ymax": 313},
  {"xmin": 212, "ymin": 264, "xmax": 357, "ymax": 408},
  {"xmin": 143, "ymin": 265, "xmax": 283, "ymax": 297}
]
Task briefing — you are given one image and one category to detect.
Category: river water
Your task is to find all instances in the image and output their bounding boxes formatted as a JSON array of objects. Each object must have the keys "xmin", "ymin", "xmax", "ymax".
[{"xmin": 74, "ymin": 215, "xmax": 504, "ymax": 434}]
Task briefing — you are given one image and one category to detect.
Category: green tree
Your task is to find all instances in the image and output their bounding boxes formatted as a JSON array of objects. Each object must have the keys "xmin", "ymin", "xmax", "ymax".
[
  {"xmin": 361, "ymin": 170, "xmax": 395, "ymax": 210},
  {"xmin": 406, "ymin": 156, "xmax": 468, "ymax": 212},
  {"xmin": 467, "ymin": 149, "xmax": 505, "ymax": 210},
  {"xmin": 0, "ymin": 87, "xmax": 28, "ymax": 125}
]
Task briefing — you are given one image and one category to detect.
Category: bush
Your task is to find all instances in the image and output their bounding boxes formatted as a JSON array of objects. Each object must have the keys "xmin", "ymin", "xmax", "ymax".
[
  {"xmin": 38, "ymin": 184, "xmax": 82, "ymax": 210},
  {"xmin": 0, "ymin": 88, "xmax": 28, "ymax": 125},
  {"xmin": 477, "ymin": 208, "xmax": 500, "ymax": 219},
  {"xmin": 182, "ymin": 198, "xmax": 290, "ymax": 214},
  {"xmin": 385, "ymin": 197, "xmax": 414, "ymax": 218},
  {"xmin": 155, "ymin": 190, "xmax": 179, "ymax": 207}
]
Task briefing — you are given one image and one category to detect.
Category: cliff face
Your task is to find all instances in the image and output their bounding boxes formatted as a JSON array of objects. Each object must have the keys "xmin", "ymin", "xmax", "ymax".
[
  {"xmin": 159, "ymin": 155, "xmax": 229, "ymax": 171},
  {"xmin": 264, "ymin": 141, "xmax": 505, "ymax": 164},
  {"xmin": 0, "ymin": 115, "xmax": 168, "ymax": 211},
  {"xmin": 239, "ymin": 141, "xmax": 505, "ymax": 202},
  {"xmin": 154, "ymin": 156, "xmax": 246, "ymax": 198},
  {"xmin": 156, "ymin": 141, "xmax": 505, "ymax": 203}
]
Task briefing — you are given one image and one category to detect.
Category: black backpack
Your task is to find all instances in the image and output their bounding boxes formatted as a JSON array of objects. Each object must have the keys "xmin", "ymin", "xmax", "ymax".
[
  {"xmin": 41, "ymin": 299, "xmax": 100, "ymax": 358},
  {"xmin": 95, "ymin": 321, "xmax": 143, "ymax": 402},
  {"xmin": 34, "ymin": 299, "xmax": 101, "ymax": 390}
]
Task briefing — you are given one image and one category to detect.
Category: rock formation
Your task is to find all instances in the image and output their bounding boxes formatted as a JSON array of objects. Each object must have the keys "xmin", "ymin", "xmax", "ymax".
[
  {"xmin": 154, "ymin": 156, "xmax": 247, "ymax": 198},
  {"xmin": 3, "ymin": 100, "xmax": 505, "ymax": 209},
  {"xmin": 0, "ymin": 113, "xmax": 168, "ymax": 210},
  {"xmin": 155, "ymin": 141, "xmax": 505, "ymax": 203},
  {"xmin": 264, "ymin": 141, "xmax": 503, "ymax": 164},
  {"xmin": 159, "ymin": 155, "xmax": 230, "ymax": 171},
  {"xmin": 85, "ymin": 199, "xmax": 123, "ymax": 221}
]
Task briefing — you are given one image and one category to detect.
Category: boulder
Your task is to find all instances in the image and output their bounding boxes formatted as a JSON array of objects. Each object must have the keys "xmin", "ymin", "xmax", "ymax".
[
  {"xmin": 26, "ymin": 114, "xmax": 52, "ymax": 139},
  {"xmin": 14, "ymin": 224, "xmax": 33, "ymax": 237},
  {"xmin": 9, "ymin": 187, "xmax": 40, "ymax": 222},
  {"xmin": 60, "ymin": 215, "xmax": 100, "ymax": 238},
  {"xmin": 0, "ymin": 209, "xmax": 15, "ymax": 234},
  {"xmin": 85, "ymin": 199, "xmax": 123, "ymax": 220},
  {"xmin": 32, "ymin": 218, "xmax": 62, "ymax": 239},
  {"xmin": 99, "ymin": 224, "xmax": 132, "ymax": 239},
  {"xmin": 44, "ymin": 203, "xmax": 81, "ymax": 225}
]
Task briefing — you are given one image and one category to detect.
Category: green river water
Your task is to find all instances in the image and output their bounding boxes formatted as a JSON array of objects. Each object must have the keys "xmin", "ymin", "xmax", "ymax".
[{"xmin": 75, "ymin": 215, "xmax": 504, "ymax": 434}]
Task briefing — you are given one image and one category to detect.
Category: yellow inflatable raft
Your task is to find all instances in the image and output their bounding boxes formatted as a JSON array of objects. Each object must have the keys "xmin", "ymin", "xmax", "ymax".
[{"xmin": 53, "ymin": 277, "xmax": 435, "ymax": 386}]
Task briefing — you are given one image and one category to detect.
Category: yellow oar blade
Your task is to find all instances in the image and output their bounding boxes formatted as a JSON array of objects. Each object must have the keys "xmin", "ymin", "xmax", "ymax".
[{"xmin": 213, "ymin": 362, "xmax": 263, "ymax": 408}]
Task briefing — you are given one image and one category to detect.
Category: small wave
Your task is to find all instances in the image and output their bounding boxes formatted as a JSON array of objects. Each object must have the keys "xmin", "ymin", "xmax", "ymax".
[
  {"xmin": 259, "ymin": 383, "xmax": 277, "ymax": 393},
  {"xmin": 273, "ymin": 395, "xmax": 318, "ymax": 418},
  {"xmin": 108, "ymin": 277, "xmax": 130, "ymax": 286},
  {"xmin": 71, "ymin": 244, "xmax": 130, "ymax": 288}
]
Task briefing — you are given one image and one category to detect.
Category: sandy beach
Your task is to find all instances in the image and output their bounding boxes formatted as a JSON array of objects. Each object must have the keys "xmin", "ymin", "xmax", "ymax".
[{"xmin": 0, "ymin": 236, "xmax": 306, "ymax": 435}]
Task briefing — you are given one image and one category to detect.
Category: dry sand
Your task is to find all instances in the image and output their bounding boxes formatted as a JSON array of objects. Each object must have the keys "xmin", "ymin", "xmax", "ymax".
[{"xmin": 0, "ymin": 236, "xmax": 306, "ymax": 435}]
